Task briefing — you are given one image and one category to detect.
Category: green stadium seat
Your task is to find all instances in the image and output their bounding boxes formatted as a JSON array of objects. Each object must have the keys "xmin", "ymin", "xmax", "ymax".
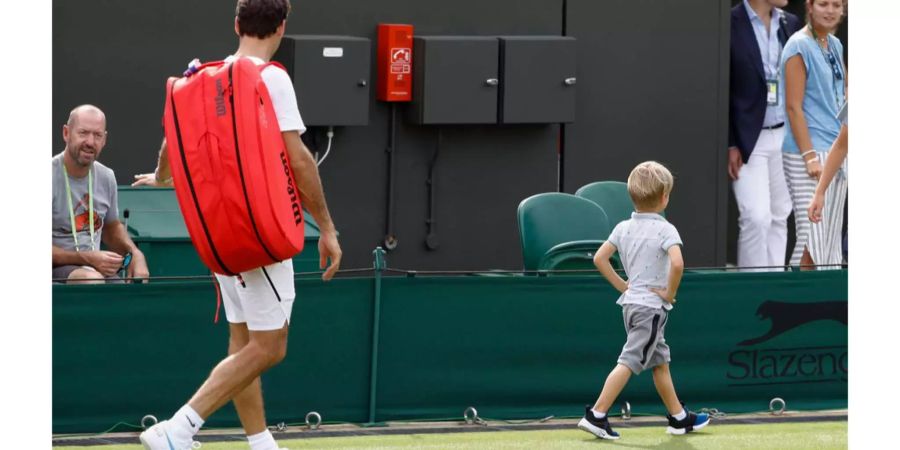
[
  {"xmin": 538, "ymin": 240, "xmax": 607, "ymax": 271},
  {"xmin": 117, "ymin": 187, "xmax": 323, "ymax": 278},
  {"xmin": 575, "ymin": 181, "xmax": 665, "ymax": 229},
  {"xmin": 517, "ymin": 193, "xmax": 615, "ymax": 273},
  {"xmin": 574, "ymin": 181, "xmax": 634, "ymax": 228}
]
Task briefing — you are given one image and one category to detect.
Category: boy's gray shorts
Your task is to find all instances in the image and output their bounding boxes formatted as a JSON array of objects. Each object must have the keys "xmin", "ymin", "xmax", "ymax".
[{"xmin": 617, "ymin": 304, "xmax": 671, "ymax": 375}]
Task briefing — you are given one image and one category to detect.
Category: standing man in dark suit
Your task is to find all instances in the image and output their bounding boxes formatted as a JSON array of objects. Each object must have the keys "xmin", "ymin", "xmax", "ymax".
[{"xmin": 729, "ymin": 0, "xmax": 802, "ymax": 271}]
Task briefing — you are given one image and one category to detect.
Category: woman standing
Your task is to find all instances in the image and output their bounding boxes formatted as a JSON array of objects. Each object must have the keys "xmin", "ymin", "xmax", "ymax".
[{"xmin": 781, "ymin": 0, "xmax": 846, "ymax": 270}]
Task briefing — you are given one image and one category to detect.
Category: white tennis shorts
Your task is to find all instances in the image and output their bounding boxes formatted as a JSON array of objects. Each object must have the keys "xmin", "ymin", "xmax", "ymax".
[{"xmin": 214, "ymin": 259, "xmax": 295, "ymax": 331}]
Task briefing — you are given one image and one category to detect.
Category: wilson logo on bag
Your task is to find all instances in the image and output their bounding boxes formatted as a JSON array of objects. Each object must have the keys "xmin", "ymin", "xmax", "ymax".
[{"xmin": 163, "ymin": 57, "xmax": 304, "ymax": 275}]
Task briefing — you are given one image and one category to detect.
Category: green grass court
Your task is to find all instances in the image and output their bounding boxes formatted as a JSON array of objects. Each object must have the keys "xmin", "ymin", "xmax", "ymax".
[{"xmin": 55, "ymin": 421, "xmax": 847, "ymax": 449}]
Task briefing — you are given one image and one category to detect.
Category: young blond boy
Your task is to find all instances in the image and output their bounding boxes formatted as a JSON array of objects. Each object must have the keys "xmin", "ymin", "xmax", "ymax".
[{"xmin": 577, "ymin": 161, "xmax": 710, "ymax": 439}]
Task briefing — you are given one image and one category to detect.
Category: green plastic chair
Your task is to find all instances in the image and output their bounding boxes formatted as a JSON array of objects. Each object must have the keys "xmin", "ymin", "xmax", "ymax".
[
  {"xmin": 574, "ymin": 181, "xmax": 635, "ymax": 229},
  {"xmin": 517, "ymin": 193, "xmax": 612, "ymax": 272}
]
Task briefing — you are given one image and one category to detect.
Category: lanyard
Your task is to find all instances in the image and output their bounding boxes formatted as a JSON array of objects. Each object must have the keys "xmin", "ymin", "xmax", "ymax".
[
  {"xmin": 809, "ymin": 25, "xmax": 845, "ymax": 109},
  {"xmin": 62, "ymin": 163, "xmax": 94, "ymax": 252}
]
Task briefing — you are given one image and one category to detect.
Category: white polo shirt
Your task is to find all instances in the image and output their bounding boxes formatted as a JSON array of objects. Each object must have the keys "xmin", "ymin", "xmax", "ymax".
[
  {"xmin": 224, "ymin": 55, "xmax": 306, "ymax": 134},
  {"xmin": 607, "ymin": 212, "xmax": 683, "ymax": 311}
]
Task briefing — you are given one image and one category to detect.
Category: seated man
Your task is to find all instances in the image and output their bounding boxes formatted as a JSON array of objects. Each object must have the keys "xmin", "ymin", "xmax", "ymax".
[{"xmin": 52, "ymin": 105, "xmax": 149, "ymax": 283}]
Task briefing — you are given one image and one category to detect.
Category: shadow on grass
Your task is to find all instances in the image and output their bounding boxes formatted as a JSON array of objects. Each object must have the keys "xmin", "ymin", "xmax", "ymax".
[{"xmin": 582, "ymin": 432, "xmax": 709, "ymax": 449}]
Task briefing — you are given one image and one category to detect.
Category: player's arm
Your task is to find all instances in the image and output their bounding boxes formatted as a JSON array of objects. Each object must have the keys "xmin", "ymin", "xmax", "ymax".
[
  {"xmin": 594, "ymin": 241, "xmax": 627, "ymax": 294},
  {"xmin": 651, "ymin": 246, "xmax": 684, "ymax": 305},
  {"xmin": 132, "ymin": 139, "xmax": 173, "ymax": 187},
  {"xmin": 283, "ymin": 131, "xmax": 342, "ymax": 281}
]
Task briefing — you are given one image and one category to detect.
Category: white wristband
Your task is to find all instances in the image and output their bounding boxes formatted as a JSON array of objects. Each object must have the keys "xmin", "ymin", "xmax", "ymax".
[{"xmin": 800, "ymin": 149, "xmax": 817, "ymax": 157}]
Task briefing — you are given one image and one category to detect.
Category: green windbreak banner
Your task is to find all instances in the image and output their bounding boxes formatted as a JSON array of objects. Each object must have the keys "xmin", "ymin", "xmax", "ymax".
[
  {"xmin": 53, "ymin": 278, "xmax": 375, "ymax": 434},
  {"xmin": 376, "ymin": 270, "xmax": 847, "ymax": 421},
  {"xmin": 53, "ymin": 270, "xmax": 846, "ymax": 433}
]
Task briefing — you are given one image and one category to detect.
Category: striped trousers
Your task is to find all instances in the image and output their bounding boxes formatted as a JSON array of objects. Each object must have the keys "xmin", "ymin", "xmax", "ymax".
[{"xmin": 782, "ymin": 151, "xmax": 848, "ymax": 269}]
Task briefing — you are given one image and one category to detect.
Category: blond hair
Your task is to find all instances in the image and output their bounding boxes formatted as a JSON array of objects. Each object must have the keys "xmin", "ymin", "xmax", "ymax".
[{"xmin": 627, "ymin": 161, "xmax": 674, "ymax": 210}]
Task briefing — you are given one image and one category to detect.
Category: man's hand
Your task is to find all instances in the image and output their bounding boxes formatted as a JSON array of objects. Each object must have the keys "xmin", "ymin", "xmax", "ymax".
[
  {"xmin": 127, "ymin": 250, "xmax": 150, "ymax": 283},
  {"xmin": 727, "ymin": 147, "xmax": 743, "ymax": 181},
  {"xmin": 82, "ymin": 251, "xmax": 124, "ymax": 277},
  {"xmin": 132, "ymin": 173, "xmax": 171, "ymax": 187},
  {"xmin": 808, "ymin": 192, "xmax": 825, "ymax": 223},
  {"xmin": 650, "ymin": 287, "xmax": 677, "ymax": 305},
  {"xmin": 318, "ymin": 230, "xmax": 342, "ymax": 281}
]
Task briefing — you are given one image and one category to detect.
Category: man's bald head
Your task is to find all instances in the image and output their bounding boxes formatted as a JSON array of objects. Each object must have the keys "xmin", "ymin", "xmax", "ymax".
[
  {"xmin": 63, "ymin": 104, "xmax": 108, "ymax": 171},
  {"xmin": 67, "ymin": 104, "xmax": 106, "ymax": 129}
]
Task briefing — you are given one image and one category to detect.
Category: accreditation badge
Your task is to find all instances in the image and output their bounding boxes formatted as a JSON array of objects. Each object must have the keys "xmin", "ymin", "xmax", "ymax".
[{"xmin": 766, "ymin": 79, "xmax": 779, "ymax": 106}]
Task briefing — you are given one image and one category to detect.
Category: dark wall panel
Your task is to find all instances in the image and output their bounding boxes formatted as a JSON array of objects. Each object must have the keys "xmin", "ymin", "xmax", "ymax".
[
  {"xmin": 564, "ymin": 0, "xmax": 730, "ymax": 266},
  {"xmin": 53, "ymin": 0, "xmax": 562, "ymax": 271},
  {"xmin": 53, "ymin": 0, "xmax": 731, "ymax": 270}
]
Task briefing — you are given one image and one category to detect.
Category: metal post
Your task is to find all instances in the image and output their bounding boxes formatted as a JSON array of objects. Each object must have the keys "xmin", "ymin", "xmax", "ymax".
[{"xmin": 366, "ymin": 247, "xmax": 386, "ymax": 425}]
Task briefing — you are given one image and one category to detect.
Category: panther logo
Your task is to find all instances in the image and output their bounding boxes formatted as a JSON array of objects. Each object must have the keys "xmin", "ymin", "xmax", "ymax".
[{"xmin": 738, "ymin": 300, "xmax": 847, "ymax": 346}]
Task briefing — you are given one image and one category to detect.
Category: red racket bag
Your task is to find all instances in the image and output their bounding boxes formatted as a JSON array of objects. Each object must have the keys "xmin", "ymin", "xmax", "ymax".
[{"xmin": 163, "ymin": 57, "xmax": 304, "ymax": 275}]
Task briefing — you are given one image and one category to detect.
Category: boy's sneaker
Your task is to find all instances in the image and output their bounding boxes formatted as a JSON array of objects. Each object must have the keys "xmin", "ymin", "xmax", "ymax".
[
  {"xmin": 139, "ymin": 420, "xmax": 196, "ymax": 450},
  {"xmin": 665, "ymin": 408, "xmax": 710, "ymax": 435},
  {"xmin": 577, "ymin": 406, "xmax": 620, "ymax": 440}
]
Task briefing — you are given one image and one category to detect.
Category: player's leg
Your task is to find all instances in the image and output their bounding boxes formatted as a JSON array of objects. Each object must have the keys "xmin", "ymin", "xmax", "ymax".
[
  {"xmin": 140, "ymin": 269, "xmax": 290, "ymax": 450},
  {"xmin": 189, "ymin": 323, "xmax": 288, "ymax": 416},
  {"xmin": 227, "ymin": 323, "xmax": 268, "ymax": 435}
]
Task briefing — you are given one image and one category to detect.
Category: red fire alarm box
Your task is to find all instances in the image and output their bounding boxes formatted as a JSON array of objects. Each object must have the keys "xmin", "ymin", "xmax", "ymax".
[{"xmin": 376, "ymin": 23, "xmax": 414, "ymax": 102}]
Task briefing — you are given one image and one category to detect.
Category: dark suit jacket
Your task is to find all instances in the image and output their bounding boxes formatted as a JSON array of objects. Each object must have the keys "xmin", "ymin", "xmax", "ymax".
[{"xmin": 729, "ymin": 3, "xmax": 802, "ymax": 163}]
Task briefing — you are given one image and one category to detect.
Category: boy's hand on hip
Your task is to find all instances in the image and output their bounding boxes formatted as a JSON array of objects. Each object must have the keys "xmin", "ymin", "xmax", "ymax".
[{"xmin": 650, "ymin": 287, "xmax": 676, "ymax": 305}]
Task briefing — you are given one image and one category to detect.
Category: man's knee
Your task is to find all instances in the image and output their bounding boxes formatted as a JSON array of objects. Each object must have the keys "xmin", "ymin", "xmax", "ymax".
[
  {"xmin": 247, "ymin": 328, "xmax": 288, "ymax": 368},
  {"xmin": 67, "ymin": 267, "xmax": 105, "ymax": 284}
]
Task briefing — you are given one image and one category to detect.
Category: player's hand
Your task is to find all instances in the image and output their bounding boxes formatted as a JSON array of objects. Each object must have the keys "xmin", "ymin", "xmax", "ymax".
[
  {"xmin": 132, "ymin": 172, "xmax": 172, "ymax": 187},
  {"xmin": 82, "ymin": 250, "xmax": 124, "ymax": 277},
  {"xmin": 127, "ymin": 250, "xmax": 150, "ymax": 283},
  {"xmin": 727, "ymin": 147, "xmax": 743, "ymax": 181},
  {"xmin": 807, "ymin": 192, "xmax": 825, "ymax": 223},
  {"xmin": 650, "ymin": 287, "xmax": 677, "ymax": 305},
  {"xmin": 318, "ymin": 229, "xmax": 342, "ymax": 281},
  {"xmin": 805, "ymin": 158, "xmax": 823, "ymax": 179}
]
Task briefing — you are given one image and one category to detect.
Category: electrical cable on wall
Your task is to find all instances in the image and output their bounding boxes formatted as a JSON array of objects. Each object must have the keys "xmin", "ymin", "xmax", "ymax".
[{"xmin": 316, "ymin": 126, "xmax": 335, "ymax": 166}]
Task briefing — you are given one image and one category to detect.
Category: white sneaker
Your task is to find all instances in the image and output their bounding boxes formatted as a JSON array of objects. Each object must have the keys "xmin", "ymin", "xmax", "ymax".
[{"xmin": 139, "ymin": 420, "xmax": 196, "ymax": 450}]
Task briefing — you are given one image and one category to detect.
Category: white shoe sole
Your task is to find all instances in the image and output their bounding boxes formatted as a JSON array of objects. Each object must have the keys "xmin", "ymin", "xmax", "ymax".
[
  {"xmin": 666, "ymin": 417, "xmax": 710, "ymax": 435},
  {"xmin": 577, "ymin": 417, "xmax": 620, "ymax": 440},
  {"xmin": 139, "ymin": 424, "xmax": 185, "ymax": 450},
  {"xmin": 138, "ymin": 433, "xmax": 153, "ymax": 449}
]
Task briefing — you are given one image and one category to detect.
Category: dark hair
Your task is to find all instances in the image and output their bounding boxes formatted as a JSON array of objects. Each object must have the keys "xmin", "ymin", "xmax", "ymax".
[{"xmin": 235, "ymin": 0, "xmax": 291, "ymax": 38}]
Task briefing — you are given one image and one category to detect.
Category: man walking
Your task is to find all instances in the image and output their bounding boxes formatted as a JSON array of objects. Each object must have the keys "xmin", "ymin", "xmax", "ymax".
[{"xmin": 134, "ymin": 1, "xmax": 342, "ymax": 449}]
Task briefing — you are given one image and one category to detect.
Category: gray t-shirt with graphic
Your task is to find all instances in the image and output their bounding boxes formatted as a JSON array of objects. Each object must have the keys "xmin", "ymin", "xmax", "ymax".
[
  {"xmin": 607, "ymin": 212, "xmax": 683, "ymax": 311},
  {"xmin": 52, "ymin": 152, "xmax": 119, "ymax": 252}
]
